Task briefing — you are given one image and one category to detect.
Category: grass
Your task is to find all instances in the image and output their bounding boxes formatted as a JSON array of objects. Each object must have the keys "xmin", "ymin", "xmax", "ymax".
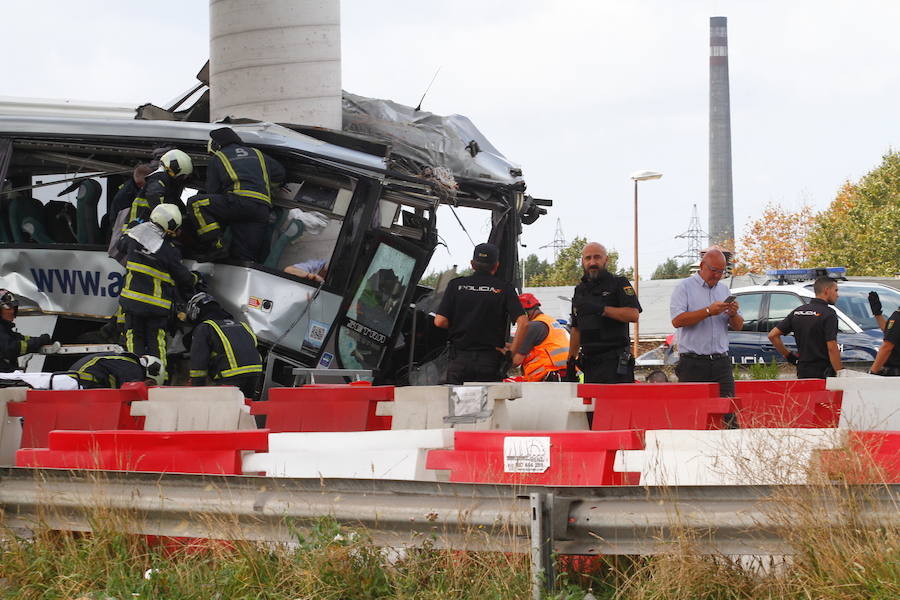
[{"xmin": 733, "ymin": 358, "xmax": 782, "ymax": 381}]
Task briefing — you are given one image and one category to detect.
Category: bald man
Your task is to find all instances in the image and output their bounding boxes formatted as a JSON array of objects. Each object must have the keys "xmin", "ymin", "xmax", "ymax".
[
  {"xmin": 567, "ymin": 242, "xmax": 641, "ymax": 384},
  {"xmin": 670, "ymin": 247, "xmax": 743, "ymax": 397}
]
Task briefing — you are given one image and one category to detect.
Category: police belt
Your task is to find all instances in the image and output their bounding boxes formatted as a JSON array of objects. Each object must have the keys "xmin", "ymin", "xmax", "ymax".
[{"xmin": 680, "ymin": 352, "xmax": 729, "ymax": 360}]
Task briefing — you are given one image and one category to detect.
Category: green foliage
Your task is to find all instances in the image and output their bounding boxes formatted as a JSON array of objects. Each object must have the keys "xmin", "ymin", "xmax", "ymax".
[
  {"xmin": 530, "ymin": 237, "xmax": 633, "ymax": 286},
  {"xmin": 806, "ymin": 150, "xmax": 900, "ymax": 276},
  {"xmin": 420, "ymin": 265, "xmax": 473, "ymax": 288},
  {"xmin": 521, "ymin": 253, "xmax": 552, "ymax": 286},
  {"xmin": 651, "ymin": 257, "xmax": 693, "ymax": 280}
]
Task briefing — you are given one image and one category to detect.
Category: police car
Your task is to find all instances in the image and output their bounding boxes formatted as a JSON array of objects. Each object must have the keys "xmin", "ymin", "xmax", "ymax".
[{"xmin": 728, "ymin": 268, "xmax": 899, "ymax": 365}]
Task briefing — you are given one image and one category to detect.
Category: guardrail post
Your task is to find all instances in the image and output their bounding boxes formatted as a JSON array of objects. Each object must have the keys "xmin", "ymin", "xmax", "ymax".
[{"xmin": 530, "ymin": 491, "xmax": 556, "ymax": 599}]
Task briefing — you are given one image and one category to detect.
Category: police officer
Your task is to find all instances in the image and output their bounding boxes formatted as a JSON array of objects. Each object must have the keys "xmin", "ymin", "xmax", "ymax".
[
  {"xmin": 68, "ymin": 352, "xmax": 164, "ymax": 389},
  {"xmin": 867, "ymin": 291, "xmax": 900, "ymax": 376},
  {"xmin": 127, "ymin": 149, "xmax": 193, "ymax": 224},
  {"xmin": 187, "ymin": 127, "xmax": 286, "ymax": 263},
  {"xmin": 186, "ymin": 292, "xmax": 263, "ymax": 399},
  {"xmin": 512, "ymin": 293, "xmax": 570, "ymax": 382},
  {"xmin": 0, "ymin": 290, "xmax": 53, "ymax": 372},
  {"xmin": 767, "ymin": 277, "xmax": 843, "ymax": 378},
  {"xmin": 566, "ymin": 242, "xmax": 641, "ymax": 383},
  {"xmin": 117, "ymin": 204, "xmax": 195, "ymax": 378},
  {"xmin": 434, "ymin": 243, "xmax": 528, "ymax": 385}
]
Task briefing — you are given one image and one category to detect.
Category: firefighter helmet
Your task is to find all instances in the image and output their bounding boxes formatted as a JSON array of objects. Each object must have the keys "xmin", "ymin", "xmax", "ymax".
[
  {"xmin": 186, "ymin": 291, "xmax": 216, "ymax": 323},
  {"xmin": 0, "ymin": 289, "xmax": 19, "ymax": 314},
  {"xmin": 159, "ymin": 149, "xmax": 193, "ymax": 179},
  {"xmin": 139, "ymin": 355, "xmax": 165, "ymax": 385},
  {"xmin": 150, "ymin": 203, "xmax": 182, "ymax": 235}
]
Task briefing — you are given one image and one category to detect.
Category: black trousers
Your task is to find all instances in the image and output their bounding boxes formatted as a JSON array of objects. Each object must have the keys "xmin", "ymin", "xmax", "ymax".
[
  {"xmin": 123, "ymin": 313, "xmax": 168, "ymax": 369},
  {"xmin": 188, "ymin": 193, "xmax": 271, "ymax": 262},
  {"xmin": 444, "ymin": 349, "xmax": 503, "ymax": 385},
  {"xmin": 218, "ymin": 375, "xmax": 259, "ymax": 400},
  {"xmin": 675, "ymin": 354, "xmax": 735, "ymax": 397},
  {"xmin": 582, "ymin": 348, "xmax": 634, "ymax": 384},
  {"xmin": 797, "ymin": 361, "xmax": 835, "ymax": 379}
]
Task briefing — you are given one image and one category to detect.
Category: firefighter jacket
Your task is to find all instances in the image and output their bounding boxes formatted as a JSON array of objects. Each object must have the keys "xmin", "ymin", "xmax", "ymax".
[
  {"xmin": 0, "ymin": 320, "xmax": 45, "ymax": 372},
  {"xmin": 128, "ymin": 170, "xmax": 186, "ymax": 224},
  {"xmin": 117, "ymin": 222, "xmax": 194, "ymax": 317},
  {"xmin": 189, "ymin": 318, "xmax": 262, "ymax": 384},
  {"xmin": 70, "ymin": 352, "xmax": 145, "ymax": 389},
  {"xmin": 206, "ymin": 143, "xmax": 285, "ymax": 206},
  {"xmin": 522, "ymin": 313, "xmax": 570, "ymax": 382}
]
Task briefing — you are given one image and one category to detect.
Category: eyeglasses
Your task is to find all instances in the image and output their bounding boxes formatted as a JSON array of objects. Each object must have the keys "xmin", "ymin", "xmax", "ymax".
[{"xmin": 703, "ymin": 264, "xmax": 726, "ymax": 275}]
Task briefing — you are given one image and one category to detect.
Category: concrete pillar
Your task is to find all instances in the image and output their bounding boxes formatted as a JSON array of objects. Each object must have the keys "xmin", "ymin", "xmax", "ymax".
[
  {"xmin": 708, "ymin": 16, "xmax": 734, "ymax": 247},
  {"xmin": 209, "ymin": 0, "xmax": 342, "ymax": 129}
]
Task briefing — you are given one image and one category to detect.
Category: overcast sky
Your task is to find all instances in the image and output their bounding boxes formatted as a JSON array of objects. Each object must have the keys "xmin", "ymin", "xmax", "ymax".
[{"xmin": 2, "ymin": 1, "xmax": 898, "ymax": 277}]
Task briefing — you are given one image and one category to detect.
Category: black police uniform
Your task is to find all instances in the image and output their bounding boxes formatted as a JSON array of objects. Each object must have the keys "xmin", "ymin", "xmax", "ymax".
[
  {"xmin": 879, "ymin": 309, "xmax": 900, "ymax": 376},
  {"xmin": 189, "ymin": 317, "xmax": 263, "ymax": 398},
  {"xmin": 188, "ymin": 141, "xmax": 285, "ymax": 262},
  {"xmin": 437, "ymin": 272, "xmax": 524, "ymax": 385},
  {"xmin": 0, "ymin": 320, "xmax": 49, "ymax": 372},
  {"xmin": 775, "ymin": 297, "xmax": 838, "ymax": 379},
  {"xmin": 70, "ymin": 352, "xmax": 145, "ymax": 389},
  {"xmin": 117, "ymin": 223, "xmax": 194, "ymax": 369},
  {"xmin": 127, "ymin": 170, "xmax": 187, "ymax": 225},
  {"xmin": 571, "ymin": 271, "xmax": 642, "ymax": 383}
]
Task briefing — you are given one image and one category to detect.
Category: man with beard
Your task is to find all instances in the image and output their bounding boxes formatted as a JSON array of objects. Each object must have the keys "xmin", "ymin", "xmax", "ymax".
[{"xmin": 566, "ymin": 242, "xmax": 641, "ymax": 383}]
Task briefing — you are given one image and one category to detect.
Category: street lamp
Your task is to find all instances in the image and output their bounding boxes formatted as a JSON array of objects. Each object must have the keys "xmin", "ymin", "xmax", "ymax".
[{"xmin": 629, "ymin": 170, "xmax": 663, "ymax": 358}]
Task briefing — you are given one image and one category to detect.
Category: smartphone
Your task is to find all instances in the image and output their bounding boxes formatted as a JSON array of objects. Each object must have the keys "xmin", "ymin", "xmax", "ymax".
[{"xmin": 724, "ymin": 295, "xmax": 736, "ymax": 303}]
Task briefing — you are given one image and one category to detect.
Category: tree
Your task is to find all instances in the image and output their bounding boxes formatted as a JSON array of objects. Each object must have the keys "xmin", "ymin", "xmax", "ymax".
[
  {"xmin": 806, "ymin": 151, "xmax": 900, "ymax": 276},
  {"xmin": 419, "ymin": 266, "xmax": 472, "ymax": 288},
  {"xmin": 521, "ymin": 253, "xmax": 551, "ymax": 286},
  {"xmin": 651, "ymin": 257, "xmax": 693, "ymax": 279},
  {"xmin": 530, "ymin": 237, "xmax": 633, "ymax": 286},
  {"xmin": 734, "ymin": 203, "xmax": 815, "ymax": 274}
]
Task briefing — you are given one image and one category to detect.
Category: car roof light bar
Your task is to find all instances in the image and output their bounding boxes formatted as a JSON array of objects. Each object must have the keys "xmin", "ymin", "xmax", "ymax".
[{"xmin": 765, "ymin": 267, "xmax": 847, "ymax": 285}]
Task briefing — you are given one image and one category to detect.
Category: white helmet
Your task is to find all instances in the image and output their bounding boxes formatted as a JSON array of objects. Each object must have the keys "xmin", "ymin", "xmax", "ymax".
[
  {"xmin": 160, "ymin": 149, "xmax": 193, "ymax": 178},
  {"xmin": 150, "ymin": 203, "xmax": 182, "ymax": 235},
  {"xmin": 139, "ymin": 355, "xmax": 165, "ymax": 385}
]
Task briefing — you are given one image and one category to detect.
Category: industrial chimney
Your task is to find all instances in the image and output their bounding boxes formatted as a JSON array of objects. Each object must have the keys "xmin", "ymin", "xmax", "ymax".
[
  {"xmin": 209, "ymin": 0, "xmax": 342, "ymax": 129},
  {"xmin": 708, "ymin": 16, "xmax": 734, "ymax": 247}
]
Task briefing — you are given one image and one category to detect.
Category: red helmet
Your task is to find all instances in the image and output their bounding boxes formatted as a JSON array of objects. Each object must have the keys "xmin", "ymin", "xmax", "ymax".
[{"xmin": 518, "ymin": 293, "xmax": 541, "ymax": 310}]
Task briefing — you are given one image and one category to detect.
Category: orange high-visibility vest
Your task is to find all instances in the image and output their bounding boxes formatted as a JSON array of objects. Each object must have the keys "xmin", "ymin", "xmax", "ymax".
[{"xmin": 523, "ymin": 313, "xmax": 570, "ymax": 382}]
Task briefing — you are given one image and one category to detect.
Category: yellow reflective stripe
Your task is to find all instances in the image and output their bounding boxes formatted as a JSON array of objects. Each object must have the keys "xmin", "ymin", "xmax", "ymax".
[
  {"xmin": 121, "ymin": 289, "xmax": 172, "ymax": 309},
  {"xmin": 125, "ymin": 329, "xmax": 135, "ymax": 353},
  {"xmin": 219, "ymin": 364, "xmax": 263, "ymax": 378},
  {"xmin": 215, "ymin": 151, "xmax": 241, "ymax": 192},
  {"xmin": 19, "ymin": 339, "xmax": 28, "ymax": 354},
  {"xmin": 198, "ymin": 222, "xmax": 220, "ymax": 234},
  {"xmin": 126, "ymin": 261, "xmax": 174, "ymax": 284},
  {"xmin": 241, "ymin": 322, "xmax": 258, "ymax": 346},
  {"xmin": 205, "ymin": 320, "xmax": 238, "ymax": 371},
  {"xmin": 191, "ymin": 197, "xmax": 220, "ymax": 234},
  {"xmin": 156, "ymin": 329, "xmax": 167, "ymax": 369},
  {"xmin": 232, "ymin": 189, "xmax": 271, "ymax": 204},
  {"xmin": 253, "ymin": 148, "xmax": 271, "ymax": 200},
  {"xmin": 78, "ymin": 372, "xmax": 97, "ymax": 382},
  {"xmin": 129, "ymin": 197, "xmax": 150, "ymax": 222},
  {"xmin": 190, "ymin": 369, "xmax": 208, "ymax": 378}
]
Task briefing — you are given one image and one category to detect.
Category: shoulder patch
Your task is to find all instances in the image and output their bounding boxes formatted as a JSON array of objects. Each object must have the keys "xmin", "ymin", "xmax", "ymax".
[
  {"xmin": 623, "ymin": 285, "xmax": 635, "ymax": 296},
  {"xmin": 889, "ymin": 319, "xmax": 895, "ymax": 330}
]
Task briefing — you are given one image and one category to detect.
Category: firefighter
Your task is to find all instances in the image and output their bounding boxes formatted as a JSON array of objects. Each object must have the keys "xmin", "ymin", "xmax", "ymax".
[
  {"xmin": 69, "ymin": 352, "xmax": 164, "ymax": 389},
  {"xmin": 127, "ymin": 149, "xmax": 193, "ymax": 224},
  {"xmin": 511, "ymin": 293, "xmax": 571, "ymax": 382},
  {"xmin": 0, "ymin": 290, "xmax": 54, "ymax": 372},
  {"xmin": 188, "ymin": 127, "xmax": 286, "ymax": 263},
  {"xmin": 186, "ymin": 291, "xmax": 262, "ymax": 399},
  {"xmin": 117, "ymin": 204, "xmax": 194, "ymax": 379}
]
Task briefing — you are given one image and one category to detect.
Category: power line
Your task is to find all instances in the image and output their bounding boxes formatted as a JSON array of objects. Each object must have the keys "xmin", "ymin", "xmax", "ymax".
[
  {"xmin": 674, "ymin": 204, "xmax": 706, "ymax": 263},
  {"xmin": 539, "ymin": 218, "xmax": 566, "ymax": 260}
]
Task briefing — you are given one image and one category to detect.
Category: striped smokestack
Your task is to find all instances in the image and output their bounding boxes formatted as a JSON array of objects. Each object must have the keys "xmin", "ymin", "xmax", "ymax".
[{"xmin": 708, "ymin": 16, "xmax": 734, "ymax": 247}]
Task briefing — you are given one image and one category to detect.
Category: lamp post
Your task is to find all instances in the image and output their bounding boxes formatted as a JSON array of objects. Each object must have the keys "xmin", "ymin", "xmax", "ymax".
[{"xmin": 629, "ymin": 170, "xmax": 663, "ymax": 358}]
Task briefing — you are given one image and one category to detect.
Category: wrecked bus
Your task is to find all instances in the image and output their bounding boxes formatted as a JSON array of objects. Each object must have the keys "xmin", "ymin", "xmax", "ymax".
[{"xmin": 0, "ymin": 107, "xmax": 549, "ymax": 388}]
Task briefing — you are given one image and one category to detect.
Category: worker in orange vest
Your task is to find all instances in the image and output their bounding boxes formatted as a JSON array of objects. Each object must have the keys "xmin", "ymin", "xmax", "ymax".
[{"xmin": 512, "ymin": 293, "xmax": 571, "ymax": 382}]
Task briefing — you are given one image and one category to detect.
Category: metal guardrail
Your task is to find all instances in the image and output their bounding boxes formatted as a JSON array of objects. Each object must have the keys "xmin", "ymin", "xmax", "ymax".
[{"xmin": 0, "ymin": 468, "xmax": 897, "ymax": 599}]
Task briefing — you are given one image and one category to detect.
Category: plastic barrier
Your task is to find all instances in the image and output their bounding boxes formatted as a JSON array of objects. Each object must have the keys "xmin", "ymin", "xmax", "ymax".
[
  {"xmin": 0, "ymin": 387, "xmax": 26, "ymax": 465},
  {"xmin": 131, "ymin": 386, "xmax": 256, "ymax": 431},
  {"xmin": 381, "ymin": 383, "xmax": 520, "ymax": 430},
  {"xmin": 8, "ymin": 382, "xmax": 148, "ymax": 448},
  {"xmin": 16, "ymin": 429, "xmax": 269, "ymax": 475},
  {"xmin": 579, "ymin": 383, "xmax": 730, "ymax": 430},
  {"xmin": 243, "ymin": 429, "xmax": 452, "ymax": 480},
  {"xmin": 732, "ymin": 380, "xmax": 841, "ymax": 428},
  {"xmin": 426, "ymin": 430, "xmax": 643, "ymax": 485},
  {"xmin": 826, "ymin": 377, "xmax": 900, "ymax": 431},
  {"xmin": 506, "ymin": 382, "xmax": 590, "ymax": 431},
  {"xmin": 252, "ymin": 384, "xmax": 393, "ymax": 432},
  {"xmin": 614, "ymin": 428, "xmax": 844, "ymax": 486},
  {"xmin": 817, "ymin": 430, "xmax": 900, "ymax": 484}
]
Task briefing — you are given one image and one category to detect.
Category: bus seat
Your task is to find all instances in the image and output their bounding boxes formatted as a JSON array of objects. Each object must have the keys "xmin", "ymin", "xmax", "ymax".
[
  {"xmin": 8, "ymin": 193, "xmax": 49, "ymax": 243},
  {"xmin": 264, "ymin": 216, "xmax": 304, "ymax": 269},
  {"xmin": 75, "ymin": 179, "xmax": 102, "ymax": 244},
  {"xmin": 21, "ymin": 216, "xmax": 55, "ymax": 244},
  {"xmin": 44, "ymin": 200, "xmax": 78, "ymax": 243}
]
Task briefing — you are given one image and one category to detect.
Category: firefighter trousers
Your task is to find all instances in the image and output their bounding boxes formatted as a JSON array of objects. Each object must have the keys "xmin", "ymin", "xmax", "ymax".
[
  {"xmin": 123, "ymin": 313, "xmax": 168, "ymax": 368},
  {"xmin": 188, "ymin": 193, "xmax": 271, "ymax": 262}
]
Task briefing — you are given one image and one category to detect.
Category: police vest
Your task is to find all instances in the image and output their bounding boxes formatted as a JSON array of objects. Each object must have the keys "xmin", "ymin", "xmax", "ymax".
[
  {"xmin": 213, "ymin": 145, "xmax": 272, "ymax": 205},
  {"xmin": 191, "ymin": 319, "xmax": 263, "ymax": 380},
  {"xmin": 120, "ymin": 250, "xmax": 177, "ymax": 314},
  {"xmin": 523, "ymin": 313, "xmax": 570, "ymax": 382}
]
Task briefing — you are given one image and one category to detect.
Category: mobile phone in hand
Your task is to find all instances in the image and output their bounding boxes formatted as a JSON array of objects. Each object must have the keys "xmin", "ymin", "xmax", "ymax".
[{"xmin": 724, "ymin": 295, "xmax": 736, "ymax": 303}]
